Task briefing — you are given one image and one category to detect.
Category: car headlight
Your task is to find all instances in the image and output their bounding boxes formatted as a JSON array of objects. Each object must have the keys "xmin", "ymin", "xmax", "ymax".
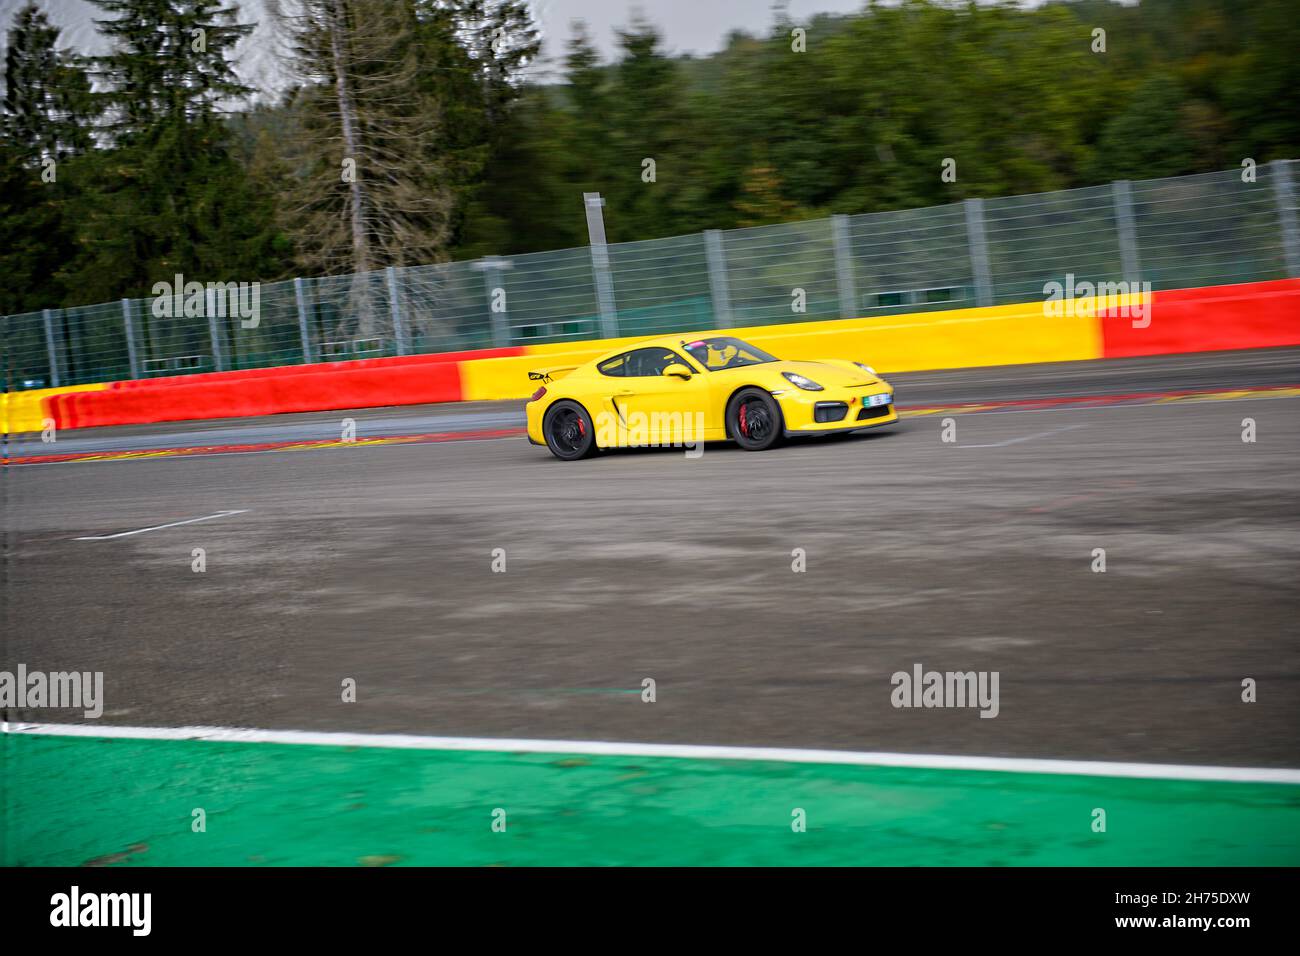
[
  {"xmin": 782, "ymin": 372, "xmax": 823, "ymax": 391},
  {"xmin": 854, "ymin": 362, "xmax": 877, "ymax": 375}
]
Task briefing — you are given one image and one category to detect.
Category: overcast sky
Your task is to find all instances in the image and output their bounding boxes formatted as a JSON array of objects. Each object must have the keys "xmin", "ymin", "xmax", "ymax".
[
  {"xmin": 528, "ymin": 0, "xmax": 870, "ymax": 78},
  {"xmin": 0, "ymin": 0, "xmax": 881, "ymax": 96},
  {"xmin": 0, "ymin": 1, "xmax": 1055, "ymax": 93}
]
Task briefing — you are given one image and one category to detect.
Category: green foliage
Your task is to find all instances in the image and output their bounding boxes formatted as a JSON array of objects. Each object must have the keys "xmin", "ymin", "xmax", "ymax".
[
  {"xmin": 0, "ymin": 141, "xmax": 77, "ymax": 313},
  {"xmin": 410, "ymin": 0, "xmax": 542, "ymax": 258},
  {"xmin": 89, "ymin": 0, "xmax": 252, "ymax": 141},
  {"xmin": 462, "ymin": 0, "xmax": 1300, "ymax": 255},
  {"xmin": 3, "ymin": 1, "xmax": 95, "ymax": 162},
  {"xmin": 0, "ymin": 1, "xmax": 287, "ymax": 307},
  {"xmin": 62, "ymin": 1, "xmax": 278, "ymax": 300}
]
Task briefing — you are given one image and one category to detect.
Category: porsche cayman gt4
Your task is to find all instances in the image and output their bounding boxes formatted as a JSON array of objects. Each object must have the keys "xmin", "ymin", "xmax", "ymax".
[{"xmin": 526, "ymin": 334, "xmax": 898, "ymax": 461}]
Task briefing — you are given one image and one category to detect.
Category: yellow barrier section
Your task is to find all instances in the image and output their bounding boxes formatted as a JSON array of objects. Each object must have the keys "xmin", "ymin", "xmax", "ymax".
[
  {"xmin": 461, "ymin": 297, "xmax": 1107, "ymax": 401},
  {"xmin": 459, "ymin": 337, "xmax": 638, "ymax": 402},
  {"xmin": 750, "ymin": 299, "xmax": 1105, "ymax": 372},
  {"xmin": 0, "ymin": 382, "xmax": 108, "ymax": 435}
]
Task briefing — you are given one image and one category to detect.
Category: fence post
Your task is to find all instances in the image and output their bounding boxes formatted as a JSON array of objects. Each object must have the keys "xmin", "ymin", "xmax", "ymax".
[
  {"xmin": 120, "ymin": 298, "xmax": 141, "ymax": 380},
  {"xmin": 1113, "ymin": 179, "xmax": 1142, "ymax": 281},
  {"xmin": 42, "ymin": 308, "xmax": 61, "ymax": 387},
  {"xmin": 583, "ymin": 193, "xmax": 619, "ymax": 339},
  {"xmin": 963, "ymin": 199, "xmax": 993, "ymax": 307},
  {"xmin": 293, "ymin": 277, "xmax": 314, "ymax": 363},
  {"xmin": 386, "ymin": 266, "xmax": 409, "ymax": 355},
  {"xmin": 1272, "ymin": 160, "xmax": 1300, "ymax": 278},
  {"xmin": 204, "ymin": 288, "xmax": 226, "ymax": 372},
  {"xmin": 831, "ymin": 215, "xmax": 857, "ymax": 319},
  {"xmin": 704, "ymin": 229, "xmax": 733, "ymax": 328},
  {"xmin": 478, "ymin": 256, "xmax": 511, "ymax": 348}
]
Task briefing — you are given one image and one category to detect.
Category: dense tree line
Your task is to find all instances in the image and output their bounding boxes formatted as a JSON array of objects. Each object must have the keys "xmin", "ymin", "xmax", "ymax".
[
  {"xmin": 473, "ymin": 0, "xmax": 1299, "ymax": 252},
  {"xmin": 1, "ymin": 0, "xmax": 1297, "ymax": 316}
]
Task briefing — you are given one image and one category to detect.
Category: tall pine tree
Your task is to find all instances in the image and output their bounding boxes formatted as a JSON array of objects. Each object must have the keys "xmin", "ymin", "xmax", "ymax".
[
  {"xmin": 64, "ymin": 1, "xmax": 282, "ymax": 303},
  {"xmin": 90, "ymin": 0, "xmax": 252, "ymax": 140},
  {"xmin": 2, "ymin": 2, "xmax": 95, "ymax": 163},
  {"xmin": 0, "ymin": 3, "xmax": 94, "ymax": 315}
]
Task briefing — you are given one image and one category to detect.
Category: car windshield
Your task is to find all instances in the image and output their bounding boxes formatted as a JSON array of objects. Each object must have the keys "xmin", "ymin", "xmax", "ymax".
[{"xmin": 681, "ymin": 336, "xmax": 778, "ymax": 371}]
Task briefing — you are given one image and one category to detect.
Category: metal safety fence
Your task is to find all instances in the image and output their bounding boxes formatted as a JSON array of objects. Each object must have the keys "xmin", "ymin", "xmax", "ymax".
[{"xmin": 3, "ymin": 161, "xmax": 1296, "ymax": 390}]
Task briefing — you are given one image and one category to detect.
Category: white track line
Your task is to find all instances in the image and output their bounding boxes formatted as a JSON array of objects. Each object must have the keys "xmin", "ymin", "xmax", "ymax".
[
  {"xmin": 74, "ymin": 510, "xmax": 249, "ymax": 540},
  {"xmin": 959, "ymin": 423, "xmax": 1088, "ymax": 448},
  {"xmin": 7, "ymin": 722, "xmax": 1300, "ymax": 784}
]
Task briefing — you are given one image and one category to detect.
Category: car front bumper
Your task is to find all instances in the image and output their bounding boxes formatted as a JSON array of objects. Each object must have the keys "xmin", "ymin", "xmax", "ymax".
[{"xmin": 775, "ymin": 383, "xmax": 899, "ymax": 434}]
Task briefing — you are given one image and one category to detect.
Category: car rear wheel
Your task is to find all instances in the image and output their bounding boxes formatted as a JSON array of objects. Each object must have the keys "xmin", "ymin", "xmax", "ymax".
[
  {"xmin": 727, "ymin": 388, "xmax": 783, "ymax": 451},
  {"xmin": 542, "ymin": 400, "xmax": 597, "ymax": 460}
]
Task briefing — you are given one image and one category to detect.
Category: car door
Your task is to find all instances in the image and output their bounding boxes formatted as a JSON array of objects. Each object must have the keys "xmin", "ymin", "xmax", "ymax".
[{"xmin": 610, "ymin": 347, "xmax": 710, "ymax": 447}]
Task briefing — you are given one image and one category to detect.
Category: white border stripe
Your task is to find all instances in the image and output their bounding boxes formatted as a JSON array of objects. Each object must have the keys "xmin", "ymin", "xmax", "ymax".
[{"xmin": 7, "ymin": 722, "xmax": 1300, "ymax": 784}]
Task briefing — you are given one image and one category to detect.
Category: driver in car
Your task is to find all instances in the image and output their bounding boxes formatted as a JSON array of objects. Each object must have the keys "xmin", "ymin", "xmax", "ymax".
[{"xmin": 706, "ymin": 343, "xmax": 738, "ymax": 368}]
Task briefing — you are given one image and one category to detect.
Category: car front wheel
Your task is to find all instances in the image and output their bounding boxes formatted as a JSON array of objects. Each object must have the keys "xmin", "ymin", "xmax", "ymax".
[{"xmin": 727, "ymin": 388, "xmax": 783, "ymax": 451}]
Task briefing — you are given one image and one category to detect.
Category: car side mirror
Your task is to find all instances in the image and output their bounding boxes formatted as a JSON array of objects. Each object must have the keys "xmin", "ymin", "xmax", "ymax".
[{"xmin": 663, "ymin": 363, "xmax": 692, "ymax": 379}]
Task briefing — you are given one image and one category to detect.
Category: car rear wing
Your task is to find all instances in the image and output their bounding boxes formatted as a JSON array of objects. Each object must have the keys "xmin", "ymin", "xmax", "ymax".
[{"xmin": 528, "ymin": 366, "xmax": 578, "ymax": 383}]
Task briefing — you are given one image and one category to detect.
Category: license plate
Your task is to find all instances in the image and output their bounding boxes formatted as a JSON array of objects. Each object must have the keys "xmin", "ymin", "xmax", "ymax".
[{"xmin": 867, "ymin": 393, "xmax": 892, "ymax": 407}]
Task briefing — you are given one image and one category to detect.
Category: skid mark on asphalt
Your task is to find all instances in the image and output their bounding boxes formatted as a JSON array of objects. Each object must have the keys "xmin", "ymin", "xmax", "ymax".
[
  {"xmin": 1028, "ymin": 478, "xmax": 1141, "ymax": 513},
  {"xmin": 958, "ymin": 423, "xmax": 1087, "ymax": 449}
]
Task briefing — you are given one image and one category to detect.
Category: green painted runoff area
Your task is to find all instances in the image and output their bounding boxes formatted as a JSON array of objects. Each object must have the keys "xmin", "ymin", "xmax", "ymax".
[{"xmin": 3, "ymin": 732, "xmax": 1297, "ymax": 866}]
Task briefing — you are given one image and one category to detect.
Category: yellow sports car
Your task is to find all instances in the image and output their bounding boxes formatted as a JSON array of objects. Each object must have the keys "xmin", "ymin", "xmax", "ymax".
[{"xmin": 526, "ymin": 334, "xmax": 897, "ymax": 460}]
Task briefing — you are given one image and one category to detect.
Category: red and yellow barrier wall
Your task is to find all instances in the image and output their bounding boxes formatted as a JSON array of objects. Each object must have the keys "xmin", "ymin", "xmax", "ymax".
[
  {"xmin": 40, "ymin": 347, "xmax": 520, "ymax": 431},
  {"xmin": 1, "ymin": 383, "xmax": 110, "ymax": 435},
  {"xmin": 5, "ymin": 278, "xmax": 1297, "ymax": 433}
]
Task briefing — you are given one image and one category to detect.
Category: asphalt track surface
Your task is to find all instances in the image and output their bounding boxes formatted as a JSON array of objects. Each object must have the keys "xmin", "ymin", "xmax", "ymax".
[{"xmin": 4, "ymin": 348, "xmax": 1299, "ymax": 768}]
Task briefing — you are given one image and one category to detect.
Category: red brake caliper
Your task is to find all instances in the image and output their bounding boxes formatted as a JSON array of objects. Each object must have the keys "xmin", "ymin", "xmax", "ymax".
[
  {"xmin": 738, "ymin": 403, "xmax": 749, "ymax": 437},
  {"xmin": 577, "ymin": 417, "xmax": 586, "ymax": 437}
]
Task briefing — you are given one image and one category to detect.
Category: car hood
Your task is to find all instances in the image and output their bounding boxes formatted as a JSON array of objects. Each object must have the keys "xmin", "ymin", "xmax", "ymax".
[{"xmin": 767, "ymin": 360, "xmax": 883, "ymax": 388}]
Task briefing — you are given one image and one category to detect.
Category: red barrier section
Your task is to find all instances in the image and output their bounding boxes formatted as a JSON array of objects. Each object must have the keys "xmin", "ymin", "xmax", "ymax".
[
  {"xmin": 46, "ymin": 392, "xmax": 82, "ymax": 430},
  {"xmin": 1100, "ymin": 278, "xmax": 1300, "ymax": 358},
  {"xmin": 110, "ymin": 346, "xmax": 524, "ymax": 390},
  {"xmin": 53, "ymin": 362, "xmax": 465, "ymax": 428}
]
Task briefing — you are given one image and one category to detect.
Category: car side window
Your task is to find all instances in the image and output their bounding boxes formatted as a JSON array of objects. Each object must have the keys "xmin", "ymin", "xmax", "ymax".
[
  {"xmin": 597, "ymin": 354, "xmax": 630, "ymax": 377},
  {"xmin": 621, "ymin": 348, "xmax": 691, "ymax": 377}
]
